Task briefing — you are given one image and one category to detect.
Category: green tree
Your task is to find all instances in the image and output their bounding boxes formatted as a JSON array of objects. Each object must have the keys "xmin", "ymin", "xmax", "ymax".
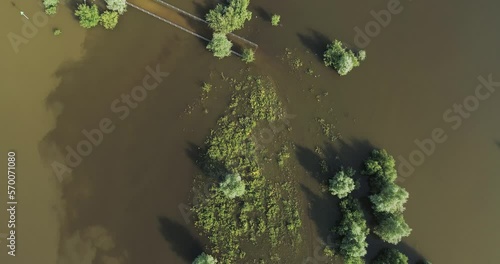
[
  {"xmin": 241, "ymin": 48, "xmax": 255, "ymax": 63},
  {"xmin": 43, "ymin": 0, "xmax": 59, "ymax": 15},
  {"xmin": 374, "ymin": 213, "xmax": 412, "ymax": 244},
  {"xmin": 75, "ymin": 4, "xmax": 100, "ymax": 29},
  {"xmin": 207, "ymin": 33, "xmax": 233, "ymax": 58},
  {"xmin": 329, "ymin": 168, "xmax": 356, "ymax": 199},
  {"xmin": 206, "ymin": 0, "xmax": 252, "ymax": 34},
  {"xmin": 369, "ymin": 183, "xmax": 409, "ymax": 214},
  {"xmin": 105, "ymin": 0, "xmax": 127, "ymax": 15},
  {"xmin": 373, "ymin": 248, "xmax": 408, "ymax": 264},
  {"xmin": 271, "ymin": 14, "xmax": 280, "ymax": 26},
  {"xmin": 336, "ymin": 197, "xmax": 369, "ymax": 261},
  {"xmin": 363, "ymin": 149, "xmax": 398, "ymax": 191},
  {"xmin": 220, "ymin": 173, "xmax": 245, "ymax": 198},
  {"xmin": 100, "ymin": 11, "xmax": 119, "ymax": 30},
  {"xmin": 193, "ymin": 252, "xmax": 218, "ymax": 264},
  {"xmin": 323, "ymin": 40, "xmax": 362, "ymax": 76}
]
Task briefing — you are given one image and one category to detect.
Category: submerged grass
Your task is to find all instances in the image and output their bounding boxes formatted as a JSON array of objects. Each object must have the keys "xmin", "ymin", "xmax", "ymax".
[{"xmin": 192, "ymin": 75, "xmax": 302, "ymax": 263}]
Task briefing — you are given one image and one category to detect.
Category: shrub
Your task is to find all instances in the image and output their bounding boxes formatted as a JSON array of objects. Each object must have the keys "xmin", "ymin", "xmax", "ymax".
[
  {"xmin": 53, "ymin": 29, "xmax": 62, "ymax": 36},
  {"xmin": 207, "ymin": 33, "xmax": 233, "ymax": 58},
  {"xmin": 271, "ymin": 14, "xmax": 280, "ymax": 26},
  {"xmin": 241, "ymin": 48, "xmax": 255, "ymax": 63},
  {"xmin": 75, "ymin": 4, "xmax": 100, "ymax": 29},
  {"xmin": 357, "ymin": 50, "xmax": 366, "ymax": 61},
  {"xmin": 100, "ymin": 11, "xmax": 119, "ymax": 30},
  {"xmin": 206, "ymin": 0, "xmax": 252, "ymax": 34}
]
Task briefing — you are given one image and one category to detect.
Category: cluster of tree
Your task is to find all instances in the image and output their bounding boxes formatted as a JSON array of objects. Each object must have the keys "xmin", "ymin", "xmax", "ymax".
[
  {"xmin": 193, "ymin": 252, "xmax": 218, "ymax": 264},
  {"xmin": 323, "ymin": 40, "xmax": 366, "ymax": 76},
  {"xmin": 373, "ymin": 248, "xmax": 408, "ymax": 264},
  {"xmin": 43, "ymin": 0, "xmax": 59, "ymax": 15},
  {"xmin": 205, "ymin": 0, "xmax": 253, "ymax": 60},
  {"xmin": 363, "ymin": 149, "xmax": 412, "ymax": 244},
  {"xmin": 329, "ymin": 167, "xmax": 356, "ymax": 199},
  {"xmin": 335, "ymin": 197, "xmax": 370, "ymax": 264},
  {"xmin": 75, "ymin": 0, "xmax": 126, "ymax": 30}
]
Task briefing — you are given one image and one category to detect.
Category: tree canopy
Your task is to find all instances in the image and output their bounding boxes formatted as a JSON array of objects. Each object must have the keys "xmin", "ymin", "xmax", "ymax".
[
  {"xmin": 369, "ymin": 182, "xmax": 409, "ymax": 214},
  {"xmin": 336, "ymin": 197, "xmax": 369, "ymax": 262},
  {"xmin": 206, "ymin": 0, "xmax": 252, "ymax": 34},
  {"xmin": 329, "ymin": 167, "xmax": 356, "ymax": 199},
  {"xmin": 75, "ymin": 4, "xmax": 100, "ymax": 29},
  {"xmin": 373, "ymin": 248, "xmax": 408, "ymax": 264},
  {"xmin": 207, "ymin": 33, "xmax": 233, "ymax": 58},
  {"xmin": 105, "ymin": 0, "xmax": 127, "ymax": 15},
  {"xmin": 219, "ymin": 173, "xmax": 245, "ymax": 198},
  {"xmin": 100, "ymin": 11, "xmax": 119, "ymax": 30},
  {"xmin": 374, "ymin": 213, "xmax": 412, "ymax": 244},
  {"xmin": 43, "ymin": 0, "xmax": 59, "ymax": 15},
  {"xmin": 193, "ymin": 253, "xmax": 218, "ymax": 264},
  {"xmin": 323, "ymin": 40, "xmax": 364, "ymax": 76}
]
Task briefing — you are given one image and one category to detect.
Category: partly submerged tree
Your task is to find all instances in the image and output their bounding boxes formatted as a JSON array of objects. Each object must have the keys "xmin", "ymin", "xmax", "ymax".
[
  {"xmin": 206, "ymin": 0, "xmax": 252, "ymax": 34},
  {"xmin": 336, "ymin": 197, "xmax": 369, "ymax": 262},
  {"xmin": 75, "ymin": 4, "xmax": 100, "ymax": 29},
  {"xmin": 241, "ymin": 48, "xmax": 255, "ymax": 63},
  {"xmin": 323, "ymin": 40, "xmax": 362, "ymax": 76},
  {"xmin": 363, "ymin": 149, "xmax": 398, "ymax": 191},
  {"xmin": 219, "ymin": 173, "xmax": 245, "ymax": 198},
  {"xmin": 357, "ymin": 50, "xmax": 367, "ymax": 61},
  {"xmin": 329, "ymin": 167, "xmax": 356, "ymax": 199},
  {"xmin": 193, "ymin": 252, "xmax": 218, "ymax": 264},
  {"xmin": 373, "ymin": 248, "xmax": 408, "ymax": 264},
  {"xmin": 374, "ymin": 213, "xmax": 412, "ymax": 244},
  {"xmin": 43, "ymin": 0, "xmax": 59, "ymax": 15},
  {"xmin": 105, "ymin": 0, "xmax": 127, "ymax": 15},
  {"xmin": 207, "ymin": 33, "xmax": 233, "ymax": 59},
  {"xmin": 100, "ymin": 11, "xmax": 119, "ymax": 30},
  {"xmin": 369, "ymin": 182, "xmax": 409, "ymax": 214}
]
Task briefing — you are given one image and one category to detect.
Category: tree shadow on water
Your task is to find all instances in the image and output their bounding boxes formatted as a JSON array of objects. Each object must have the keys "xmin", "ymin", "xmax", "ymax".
[
  {"xmin": 297, "ymin": 29, "xmax": 332, "ymax": 63},
  {"xmin": 158, "ymin": 217, "xmax": 203, "ymax": 262},
  {"xmin": 254, "ymin": 6, "xmax": 271, "ymax": 21}
]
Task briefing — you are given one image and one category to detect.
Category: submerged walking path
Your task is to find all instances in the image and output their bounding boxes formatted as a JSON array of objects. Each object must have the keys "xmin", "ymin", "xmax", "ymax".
[{"xmin": 126, "ymin": 0, "xmax": 258, "ymax": 57}]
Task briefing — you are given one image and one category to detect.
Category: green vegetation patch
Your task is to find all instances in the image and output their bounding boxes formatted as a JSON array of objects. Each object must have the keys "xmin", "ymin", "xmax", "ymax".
[
  {"xmin": 192, "ymin": 76, "xmax": 301, "ymax": 262},
  {"xmin": 323, "ymin": 40, "xmax": 365, "ymax": 76}
]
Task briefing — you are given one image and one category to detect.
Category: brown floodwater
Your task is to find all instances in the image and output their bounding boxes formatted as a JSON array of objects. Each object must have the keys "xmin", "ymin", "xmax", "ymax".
[{"xmin": 1, "ymin": 0, "xmax": 500, "ymax": 263}]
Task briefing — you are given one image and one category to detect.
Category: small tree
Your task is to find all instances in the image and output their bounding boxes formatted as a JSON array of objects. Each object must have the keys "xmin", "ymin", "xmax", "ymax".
[
  {"xmin": 207, "ymin": 33, "xmax": 233, "ymax": 59},
  {"xmin": 329, "ymin": 168, "xmax": 356, "ymax": 199},
  {"xmin": 271, "ymin": 14, "xmax": 280, "ymax": 26},
  {"xmin": 241, "ymin": 48, "xmax": 255, "ymax": 63},
  {"xmin": 220, "ymin": 173, "xmax": 245, "ymax": 198},
  {"xmin": 193, "ymin": 252, "xmax": 218, "ymax": 264},
  {"xmin": 105, "ymin": 0, "xmax": 127, "ymax": 15},
  {"xmin": 206, "ymin": 0, "xmax": 252, "ymax": 34},
  {"xmin": 323, "ymin": 40, "xmax": 361, "ymax": 76},
  {"xmin": 75, "ymin": 4, "xmax": 100, "ymax": 29},
  {"xmin": 43, "ymin": 0, "xmax": 59, "ymax": 15},
  {"xmin": 100, "ymin": 11, "xmax": 119, "ymax": 30},
  {"xmin": 357, "ymin": 50, "xmax": 366, "ymax": 61},
  {"xmin": 373, "ymin": 248, "xmax": 408, "ymax": 264}
]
